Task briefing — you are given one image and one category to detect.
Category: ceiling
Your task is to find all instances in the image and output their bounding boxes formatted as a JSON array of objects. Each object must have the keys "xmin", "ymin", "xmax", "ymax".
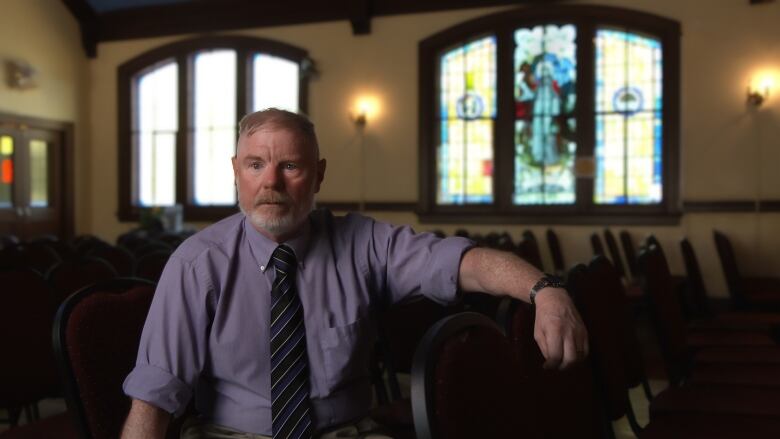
[
  {"xmin": 85, "ymin": 0, "xmax": 195, "ymax": 14},
  {"xmin": 62, "ymin": 0, "xmax": 772, "ymax": 58}
]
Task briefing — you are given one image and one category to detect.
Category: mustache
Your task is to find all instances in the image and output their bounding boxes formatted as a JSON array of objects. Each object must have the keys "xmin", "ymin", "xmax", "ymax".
[{"xmin": 253, "ymin": 193, "xmax": 291, "ymax": 206}]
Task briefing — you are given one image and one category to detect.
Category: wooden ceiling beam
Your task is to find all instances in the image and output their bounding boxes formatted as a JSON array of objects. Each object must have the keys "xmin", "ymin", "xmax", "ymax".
[{"xmin": 61, "ymin": 0, "xmax": 99, "ymax": 57}]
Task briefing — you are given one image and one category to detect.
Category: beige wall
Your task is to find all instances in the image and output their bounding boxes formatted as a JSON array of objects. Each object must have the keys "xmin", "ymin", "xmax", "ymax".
[
  {"xmin": 0, "ymin": 0, "xmax": 90, "ymax": 234},
  {"xmin": 83, "ymin": 0, "xmax": 780, "ymax": 297}
]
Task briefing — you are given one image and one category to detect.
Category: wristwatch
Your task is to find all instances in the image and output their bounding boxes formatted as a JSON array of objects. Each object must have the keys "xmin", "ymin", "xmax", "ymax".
[{"xmin": 529, "ymin": 274, "xmax": 566, "ymax": 306}]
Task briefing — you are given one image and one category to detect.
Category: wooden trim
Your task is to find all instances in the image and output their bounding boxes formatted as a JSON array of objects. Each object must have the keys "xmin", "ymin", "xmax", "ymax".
[
  {"xmin": 418, "ymin": 212, "xmax": 681, "ymax": 226},
  {"xmin": 760, "ymin": 200, "xmax": 780, "ymax": 212},
  {"xmin": 682, "ymin": 201, "xmax": 757, "ymax": 212},
  {"xmin": 318, "ymin": 201, "xmax": 417, "ymax": 212},
  {"xmin": 0, "ymin": 111, "xmax": 76, "ymax": 239},
  {"xmin": 87, "ymin": 0, "xmax": 571, "ymax": 44},
  {"xmin": 60, "ymin": 0, "xmax": 98, "ymax": 57}
]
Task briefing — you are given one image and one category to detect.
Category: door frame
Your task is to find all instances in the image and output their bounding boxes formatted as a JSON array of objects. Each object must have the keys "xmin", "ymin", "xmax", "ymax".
[{"xmin": 0, "ymin": 111, "xmax": 75, "ymax": 240}]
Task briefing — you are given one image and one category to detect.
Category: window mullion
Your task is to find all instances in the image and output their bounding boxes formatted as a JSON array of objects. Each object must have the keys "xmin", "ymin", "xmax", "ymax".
[
  {"xmin": 576, "ymin": 20, "xmax": 595, "ymax": 214},
  {"xmin": 495, "ymin": 26, "xmax": 515, "ymax": 213},
  {"xmin": 237, "ymin": 48, "xmax": 249, "ymax": 126},
  {"xmin": 177, "ymin": 54, "xmax": 190, "ymax": 210}
]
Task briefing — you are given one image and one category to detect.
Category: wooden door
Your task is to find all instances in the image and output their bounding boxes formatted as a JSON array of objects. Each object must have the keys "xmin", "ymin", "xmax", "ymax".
[{"xmin": 0, "ymin": 117, "xmax": 71, "ymax": 241}]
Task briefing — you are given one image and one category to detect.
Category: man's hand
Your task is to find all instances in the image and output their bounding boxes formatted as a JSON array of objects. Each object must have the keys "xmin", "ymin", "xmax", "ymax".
[{"xmin": 532, "ymin": 287, "xmax": 588, "ymax": 370}]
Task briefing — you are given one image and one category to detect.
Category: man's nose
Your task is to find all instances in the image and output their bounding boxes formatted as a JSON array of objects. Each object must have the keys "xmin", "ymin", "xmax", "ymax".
[{"xmin": 260, "ymin": 166, "xmax": 283, "ymax": 189}]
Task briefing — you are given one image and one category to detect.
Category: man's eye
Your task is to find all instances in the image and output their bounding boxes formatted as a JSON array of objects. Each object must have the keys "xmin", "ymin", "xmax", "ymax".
[
  {"xmin": 250, "ymin": 162, "xmax": 261, "ymax": 170},
  {"xmin": 284, "ymin": 163, "xmax": 298, "ymax": 170}
]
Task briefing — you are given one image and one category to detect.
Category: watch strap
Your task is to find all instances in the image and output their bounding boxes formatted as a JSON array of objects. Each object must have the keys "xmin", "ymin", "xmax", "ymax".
[{"xmin": 530, "ymin": 274, "xmax": 566, "ymax": 306}]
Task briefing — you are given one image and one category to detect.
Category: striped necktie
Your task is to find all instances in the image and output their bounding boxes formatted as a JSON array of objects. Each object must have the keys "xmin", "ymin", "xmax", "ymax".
[{"xmin": 270, "ymin": 245, "xmax": 313, "ymax": 439}]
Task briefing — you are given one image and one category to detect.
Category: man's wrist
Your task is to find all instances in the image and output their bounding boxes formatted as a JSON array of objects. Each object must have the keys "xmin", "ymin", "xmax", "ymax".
[{"xmin": 529, "ymin": 274, "xmax": 566, "ymax": 306}]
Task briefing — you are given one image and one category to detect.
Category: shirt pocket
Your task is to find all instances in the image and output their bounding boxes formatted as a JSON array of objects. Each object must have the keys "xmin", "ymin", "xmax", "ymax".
[{"xmin": 320, "ymin": 317, "xmax": 373, "ymax": 391}]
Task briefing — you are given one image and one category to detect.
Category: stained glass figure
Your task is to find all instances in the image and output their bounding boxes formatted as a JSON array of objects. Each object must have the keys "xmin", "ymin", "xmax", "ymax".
[
  {"xmin": 437, "ymin": 36, "xmax": 496, "ymax": 204},
  {"xmin": 513, "ymin": 24, "xmax": 577, "ymax": 205},
  {"xmin": 595, "ymin": 29, "xmax": 662, "ymax": 204}
]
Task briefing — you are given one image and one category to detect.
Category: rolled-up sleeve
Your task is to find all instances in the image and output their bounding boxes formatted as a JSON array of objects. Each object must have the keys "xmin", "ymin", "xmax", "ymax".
[
  {"xmin": 123, "ymin": 253, "xmax": 212, "ymax": 416},
  {"xmin": 364, "ymin": 217, "xmax": 474, "ymax": 305}
]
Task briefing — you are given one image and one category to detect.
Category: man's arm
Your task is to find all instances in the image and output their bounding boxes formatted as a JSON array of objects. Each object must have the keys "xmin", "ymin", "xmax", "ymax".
[
  {"xmin": 458, "ymin": 246, "xmax": 588, "ymax": 370},
  {"xmin": 121, "ymin": 399, "xmax": 170, "ymax": 439}
]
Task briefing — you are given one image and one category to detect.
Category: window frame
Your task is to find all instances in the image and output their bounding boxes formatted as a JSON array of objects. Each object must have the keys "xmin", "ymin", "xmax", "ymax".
[
  {"xmin": 118, "ymin": 35, "xmax": 310, "ymax": 222},
  {"xmin": 418, "ymin": 5, "xmax": 681, "ymax": 225}
]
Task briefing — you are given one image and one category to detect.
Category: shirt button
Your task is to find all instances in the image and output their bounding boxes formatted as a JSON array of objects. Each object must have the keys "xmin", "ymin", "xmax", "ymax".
[{"xmin": 260, "ymin": 265, "xmax": 265, "ymax": 271}]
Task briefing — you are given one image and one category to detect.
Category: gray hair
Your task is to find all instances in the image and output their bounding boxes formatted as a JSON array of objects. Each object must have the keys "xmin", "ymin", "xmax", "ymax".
[{"xmin": 237, "ymin": 108, "xmax": 319, "ymax": 158}]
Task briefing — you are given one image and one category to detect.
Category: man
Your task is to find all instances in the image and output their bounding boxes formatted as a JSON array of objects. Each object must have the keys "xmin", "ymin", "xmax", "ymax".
[{"xmin": 121, "ymin": 108, "xmax": 588, "ymax": 439}]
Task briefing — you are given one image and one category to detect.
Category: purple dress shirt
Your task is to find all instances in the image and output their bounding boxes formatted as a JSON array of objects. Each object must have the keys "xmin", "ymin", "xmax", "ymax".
[{"xmin": 123, "ymin": 208, "xmax": 473, "ymax": 435}]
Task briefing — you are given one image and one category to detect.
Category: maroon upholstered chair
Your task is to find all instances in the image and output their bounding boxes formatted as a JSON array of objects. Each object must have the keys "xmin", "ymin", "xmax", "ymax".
[
  {"xmin": 518, "ymin": 230, "xmax": 544, "ymax": 271},
  {"xmin": 680, "ymin": 237, "xmax": 780, "ymax": 331},
  {"xmin": 88, "ymin": 245, "xmax": 136, "ymax": 277},
  {"xmin": 0, "ymin": 269, "xmax": 61, "ymax": 427},
  {"xmin": 603, "ymin": 229, "xmax": 627, "ymax": 278},
  {"xmin": 545, "ymin": 228, "xmax": 566, "ymax": 276},
  {"xmin": 620, "ymin": 230, "xmax": 639, "ymax": 278},
  {"xmin": 134, "ymin": 249, "xmax": 172, "ymax": 282},
  {"xmin": 590, "ymin": 232, "xmax": 605, "ymax": 256},
  {"xmin": 574, "ymin": 256, "xmax": 780, "ymax": 437},
  {"xmin": 45, "ymin": 257, "xmax": 118, "ymax": 305},
  {"xmin": 0, "ymin": 412, "xmax": 77, "ymax": 439},
  {"xmin": 411, "ymin": 312, "xmax": 538, "ymax": 439},
  {"xmin": 53, "ymin": 278, "xmax": 158, "ymax": 439},
  {"xmin": 497, "ymin": 296, "xmax": 603, "ymax": 439},
  {"xmin": 713, "ymin": 230, "xmax": 780, "ymax": 310}
]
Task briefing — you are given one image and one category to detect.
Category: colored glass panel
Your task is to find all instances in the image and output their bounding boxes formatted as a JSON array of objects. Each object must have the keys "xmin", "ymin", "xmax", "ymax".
[
  {"xmin": 28, "ymin": 139, "xmax": 49, "ymax": 207},
  {"xmin": 0, "ymin": 135, "xmax": 12, "ymax": 208},
  {"xmin": 253, "ymin": 54, "xmax": 299, "ymax": 112},
  {"xmin": 513, "ymin": 24, "xmax": 577, "ymax": 205},
  {"xmin": 437, "ymin": 36, "xmax": 496, "ymax": 205},
  {"xmin": 136, "ymin": 61, "xmax": 177, "ymax": 206},
  {"xmin": 193, "ymin": 50, "xmax": 237, "ymax": 206},
  {"xmin": 594, "ymin": 29, "xmax": 662, "ymax": 204}
]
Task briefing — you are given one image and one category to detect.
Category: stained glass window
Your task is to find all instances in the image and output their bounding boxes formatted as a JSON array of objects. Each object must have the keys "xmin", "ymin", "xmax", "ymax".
[
  {"xmin": 513, "ymin": 24, "xmax": 577, "ymax": 205},
  {"xmin": 594, "ymin": 29, "xmax": 663, "ymax": 204},
  {"xmin": 437, "ymin": 36, "xmax": 496, "ymax": 204},
  {"xmin": 0, "ymin": 135, "xmax": 13, "ymax": 208},
  {"xmin": 136, "ymin": 61, "xmax": 178, "ymax": 207},
  {"xmin": 193, "ymin": 50, "xmax": 237, "ymax": 206}
]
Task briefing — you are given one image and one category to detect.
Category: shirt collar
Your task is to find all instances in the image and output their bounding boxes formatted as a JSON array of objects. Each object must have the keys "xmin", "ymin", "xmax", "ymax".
[{"xmin": 243, "ymin": 216, "xmax": 312, "ymax": 273}]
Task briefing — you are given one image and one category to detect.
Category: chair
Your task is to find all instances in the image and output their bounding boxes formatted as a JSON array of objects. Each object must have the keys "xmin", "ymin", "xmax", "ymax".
[
  {"xmin": 603, "ymin": 229, "xmax": 627, "ymax": 278},
  {"xmin": 0, "ymin": 270, "xmax": 61, "ymax": 427},
  {"xmin": 18, "ymin": 242, "xmax": 62, "ymax": 274},
  {"xmin": 713, "ymin": 230, "xmax": 780, "ymax": 310},
  {"xmin": 133, "ymin": 241, "xmax": 173, "ymax": 258},
  {"xmin": 619, "ymin": 230, "xmax": 640, "ymax": 278},
  {"xmin": 640, "ymin": 245, "xmax": 780, "ymax": 382},
  {"xmin": 590, "ymin": 232, "xmax": 605, "ymax": 256},
  {"xmin": 572, "ymin": 256, "xmax": 780, "ymax": 438},
  {"xmin": 134, "ymin": 249, "xmax": 172, "ymax": 282},
  {"xmin": 680, "ymin": 237, "xmax": 780, "ymax": 330},
  {"xmin": 88, "ymin": 245, "xmax": 136, "ymax": 277},
  {"xmin": 53, "ymin": 278, "xmax": 159, "ymax": 439},
  {"xmin": 46, "ymin": 257, "xmax": 119, "ymax": 305},
  {"xmin": 545, "ymin": 228, "xmax": 566, "ymax": 276},
  {"xmin": 518, "ymin": 230, "xmax": 544, "ymax": 271},
  {"xmin": 496, "ymin": 297, "xmax": 604, "ymax": 439},
  {"xmin": 0, "ymin": 413, "xmax": 77, "ymax": 439},
  {"xmin": 411, "ymin": 312, "xmax": 537, "ymax": 439}
]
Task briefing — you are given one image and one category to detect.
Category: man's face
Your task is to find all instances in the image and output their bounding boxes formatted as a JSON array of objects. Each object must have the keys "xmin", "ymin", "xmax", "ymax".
[{"xmin": 232, "ymin": 126, "xmax": 326, "ymax": 242}]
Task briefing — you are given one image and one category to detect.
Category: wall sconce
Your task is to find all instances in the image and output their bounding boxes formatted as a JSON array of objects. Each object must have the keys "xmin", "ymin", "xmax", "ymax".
[
  {"xmin": 350, "ymin": 95, "xmax": 381, "ymax": 128},
  {"xmin": 747, "ymin": 72, "xmax": 775, "ymax": 108},
  {"xmin": 4, "ymin": 59, "xmax": 38, "ymax": 90}
]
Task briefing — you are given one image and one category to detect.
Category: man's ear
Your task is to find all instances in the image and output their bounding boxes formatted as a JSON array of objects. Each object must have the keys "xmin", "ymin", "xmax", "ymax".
[
  {"xmin": 315, "ymin": 158, "xmax": 326, "ymax": 193},
  {"xmin": 232, "ymin": 156, "xmax": 239, "ymax": 183}
]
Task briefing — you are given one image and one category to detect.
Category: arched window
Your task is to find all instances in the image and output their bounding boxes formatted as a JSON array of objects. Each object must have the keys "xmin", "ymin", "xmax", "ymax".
[
  {"xmin": 418, "ymin": 5, "xmax": 680, "ymax": 224},
  {"xmin": 118, "ymin": 36, "xmax": 310, "ymax": 221}
]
